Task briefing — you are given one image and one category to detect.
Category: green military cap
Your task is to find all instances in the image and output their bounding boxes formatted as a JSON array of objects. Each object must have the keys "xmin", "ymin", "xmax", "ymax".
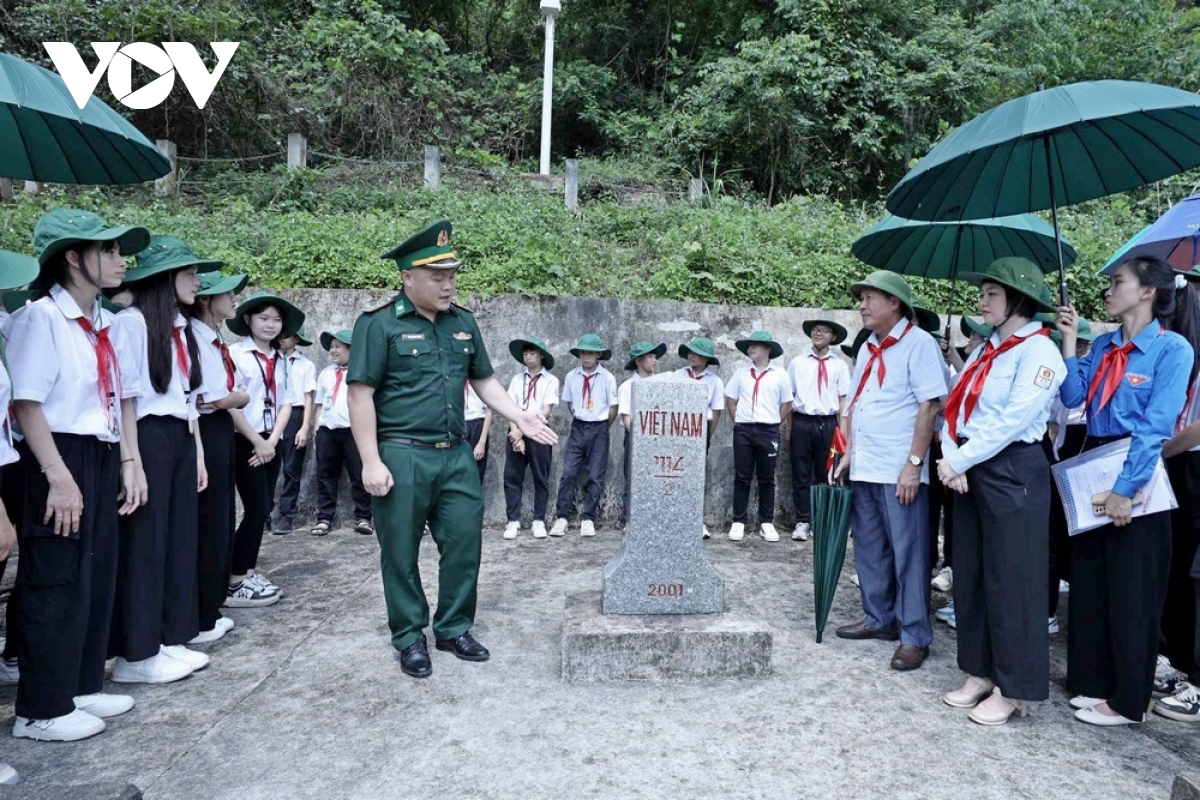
[
  {"xmin": 382, "ymin": 219, "xmax": 463, "ymax": 271},
  {"xmin": 842, "ymin": 328, "xmax": 871, "ymax": 360},
  {"xmin": 624, "ymin": 340, "xmax": 666, "ymax": 371},
  {"xmin": 0, "ymin": 250, "xmax": 40, "ymax": 293},
  {"xmin": 960, "ymin": 316, "xmax": 993, "ymax": 339},
  {"xmin": 227, "ymin": 291, "xmax": 306, "ymax": 339},
  {"xmin": 125, "ymin": 235, "xmax": 222, "ymax": 284},
  {"xmin": 961, "ymin": 257, "xmax": 1056, "ymax": 313},
  {"xmin": 850, "ymin": 270, "xmax": 916, "ymax": 319},
  {"xmin": 569, "ymin": 333, "xmax": 612, "ymax": 361},
  {"xmin": 33, "ymin": 208, "xmax": 149, "ymax": 267},
  {"xmin": 510, "ymin": 337, "xmax": 555, "ymax": 370},
  {"xmin": 678, "ymin": 336, "xmax": 720, "ymax": 366},
  {"xmin": 198, "ymin": 272, "xmax": 249, "ymax": 297},
  {"xmin": 320, "ymin": 329, "xmax": 354, "ymax": 350},
  {"xmin": 802, "ymin": 318, "xmax": 848, "ymax": 345},
  {"xmin": 736, "ymin": 330, "xmax": 783, "ymax": 359}
]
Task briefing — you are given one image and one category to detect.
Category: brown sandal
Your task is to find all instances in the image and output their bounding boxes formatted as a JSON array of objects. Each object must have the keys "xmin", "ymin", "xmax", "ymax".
[{"xmin": 310, "ymin": 521, "xmax": 331, "ymax": 536}]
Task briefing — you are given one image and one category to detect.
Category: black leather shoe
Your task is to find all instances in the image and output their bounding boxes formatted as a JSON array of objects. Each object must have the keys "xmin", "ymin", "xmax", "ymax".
[
  {"xmin": 435, "ymin": 632, "xmax": 490, "ymax": 662},
  {"xmin": 399, "ymin": 635, "xmax": 432, "ymax": 678}
]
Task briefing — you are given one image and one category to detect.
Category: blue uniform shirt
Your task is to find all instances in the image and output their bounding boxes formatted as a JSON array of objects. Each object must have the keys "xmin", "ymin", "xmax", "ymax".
[{"xmin": 1059, "ymin": 319, "xmax": 1193, "ymax": 498}]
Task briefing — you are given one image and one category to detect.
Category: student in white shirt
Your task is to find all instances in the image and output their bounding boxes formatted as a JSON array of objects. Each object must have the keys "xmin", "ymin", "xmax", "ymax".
[
  {"xmin": 9, "ymin": 209, "xmax": 149, "ymax": 742},
  {"xmin": 272, "ymin": 327, "xmax": 317, "ymax": 534},
  {"xmin": 618, "ymin": 340, "xmax": 665, "ymax": 527},
  {"xmin": 311, "ymin": 330, "xmax": 373, "ymax": 537},
  {"xmin": 226, "ymin": 293, "xmax": 304, "ymax": 606},
  {"xmin": 935, "ymin": 258, "xmax": 1065, "ymax": 725},
  {"xmin": 832, "ymin": 271, "xmax": 947, "ymax": 673},
  {"xmin": 788, "ymin": 318, "xmax": 850, "ymax": 541},
  {"xmin": 675, "ymin": 336, "xmax": 725, "ymax": 446},
  {"xmin": 550, "ymin": 334, "xmax": 618, "ymax": 537},
  {"xmin": 503, "ymin": 337, "xmax": 559, "ymax": 539},
  {"xmin": 187, "ymin": 271, "xmax": 252, "ymax": 643},
  {"xmin": 464, "ymin": 379, "xmax": 493, "ymax": 490},
  {"xmin": 724, "ymin": 331, "xmax": 793, "ymax": 542},
  {"xmin": 108, "ymin": 235, "xmax": 224, "ymax": 684}
]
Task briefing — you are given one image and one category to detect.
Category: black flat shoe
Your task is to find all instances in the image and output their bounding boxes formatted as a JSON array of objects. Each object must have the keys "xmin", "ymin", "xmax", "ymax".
[
  {"xmin": 435, "ymin": 632, "xmax": 490, "ymax": 662},
  {"xmin": 399, "ymin": 635, "xmax": 432, "ymax": 678}
]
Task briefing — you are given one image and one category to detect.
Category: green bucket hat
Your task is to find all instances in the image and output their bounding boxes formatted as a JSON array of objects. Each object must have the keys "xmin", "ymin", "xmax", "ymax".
[
  {"xmin": 913, "ymin": 304, "xmax": 943, "ymax": 334},
  {"xmin": 960, "ymin": 316, "xmax": 993, "ymax": 340},
  {"xmin": 320, "ymin": 330, "xmax": 353, "ymax": 351},
  {"xmin": 961, "ymin": 257, "xmax": 1056, "ymax": 314},
  {"xmin": 227, "ymin": 292, "xmax": 306, "ymax": 339},
  {"xmin": 569, "ymin": 333, "xmax": 612, "ymax": 361},
  {"xmin": 382, "ymin": 219, "xmax": 462, "ymax": 271},
  {"xmin": 678, "ymin": 336, "xmax": 720, "ymax": 366},
  {"xmin": 736, "ymin": 330, "xmax": 783, "ymax": 360},
  {"xmin": 33, "ymin": 208, "xmax": 149, "ymax": 267},
  {"xmin": 841, "ymin": 328, "xmax": 871, "ymax": 360},
  {"xmin": 197, "ymin": 272, "xmax": 249, "ymax": 297},
  {"xmin": 0, "ymin": 250, "xmax": 40, "ymax": 293},
  {"xmin": 850, "ymin": 270, "xmax": 916, "ymax": 319},
  {"xmin": 2, "ymin": 288, "xmax": 119, "ymax": 315},
  {"xmin": 509, "ymin": 337, "xmax": 555, "ymax": 371},
  {"xmin": 803, "ymin": 318, "xmax": 848, "ymax": 345},
  {"xmin": 125, "ymin": 235, "xmax": 222, "ymax": 283},
  {"xmin": 1177, "ymin": 267, "xmax": 1200, "ymax": 282},
  {"xmin": 624, "ymin": 340, "xmax": 667, "ymax": 371},
  {"xmin": 287, "ymin": 326, "xmax": 313, "ymax": 347}
]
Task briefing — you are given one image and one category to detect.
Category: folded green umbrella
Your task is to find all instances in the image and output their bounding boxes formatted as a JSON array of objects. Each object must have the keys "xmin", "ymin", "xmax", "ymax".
[{"xmin": 811, "ymin": 481, "xmax": 854, "ymax": 644}]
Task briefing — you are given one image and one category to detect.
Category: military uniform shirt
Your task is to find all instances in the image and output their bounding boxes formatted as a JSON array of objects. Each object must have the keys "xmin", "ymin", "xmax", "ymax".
[{"xmin": 347, "ymin": 292, "xmax": 494, "ymax": 443}]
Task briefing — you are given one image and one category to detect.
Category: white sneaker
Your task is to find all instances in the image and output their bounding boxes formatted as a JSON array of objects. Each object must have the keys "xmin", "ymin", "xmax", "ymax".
[
  {"xmin": 931, "ymin": 566, "xmax": 953, "ymax": 592},
  {"xmin": 1048, "ymin": 616, "xmax": 1060, "ymax": 635},
  {"xmin": 1155, "ymin": 654, "xmax": 1187, "ymax": 697},
  {"xmin": 74, "ymin": 693, "xmax": 135, "ymax": 719},
  {"xmin": 1155, "ymin": 682, "xmax": 1200, "ymax": 722},
  {"xmin": 702, "ymin": 526, "xmax": 711, "ymax": 540},
  {"xmin": 1059, "ymin": 580, "xmax": 1070, "ymax": 594},
  {"xmin": 246, "ymin": 572, "xmax": 280, "ymax": 595},
  {"xmin": 759, "ymin": 523, "xmax": 780, "ymax": 542},
  {"xmin": 216, "ymin": 616, "xmax": 235, "ymax": 633},
  {"xmin": 792, "ymin": 522, "xmax": 810, "ymax": 541},
  {"xmin": 0, "ymin": 763, "xmax": 16, "ymax": 785},
  {"xmin": 550, "ymin": 518, "xmax": 568, "ymax": 537},
  {"xmin": 13, "ymin": 709, "xmax": 105, "ymax": 742},
  {"xmin": 531, "ymin": 520, "xmax": 547, "ymax": 539},
  {"xmin": 161, "ymin": 645, "xmax": 210, "ymax": 672},
  {"xmin": 112, "ymin": 652, "xmax": 193, "ymax": 684},
  {"xmin": 188, "ymin": 626, "xmax": 227, "ymax": 644},
  {"xmin": 503, "ymin": 521, "xmax": 520, "ymax": 540},
  {"xmin": 728, "ymin": 523, "xmax": 745, "ymax": 541},
  {"xmin": 580, "ymin": 520, "xmax": 596, "ymax": 537},
  {"xmin": 224, "ymin": 579, "xmax": 280, "ymax": 608},
  {"xmin": 0, "ymin": 657, "xmax": 17, "ymax": 686}
]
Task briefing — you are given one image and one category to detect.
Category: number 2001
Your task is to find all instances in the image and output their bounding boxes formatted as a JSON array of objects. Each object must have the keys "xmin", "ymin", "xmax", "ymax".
[{"xmin": 647, "ymin": 583, "xmax": 684, "ymax": 597}]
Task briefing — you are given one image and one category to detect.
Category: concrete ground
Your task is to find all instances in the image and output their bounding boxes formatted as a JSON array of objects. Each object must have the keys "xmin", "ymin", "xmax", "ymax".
[{"xmin": 1, "ymin": 525, "xmax": 1198, "ymax": 800}]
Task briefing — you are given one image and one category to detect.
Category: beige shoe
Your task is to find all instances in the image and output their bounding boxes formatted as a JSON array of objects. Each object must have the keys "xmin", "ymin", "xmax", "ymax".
[
  {"xmin": 943, "ymin": 676, "xmax": 996, "ymax": 709},
  {"xmin": 967, "ymin": 688, "xmax": 1027, "ymax": 726}
]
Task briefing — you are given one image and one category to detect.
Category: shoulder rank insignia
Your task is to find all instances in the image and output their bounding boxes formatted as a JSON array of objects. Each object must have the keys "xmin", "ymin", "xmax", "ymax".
[{"xmin": 451, "ymin": 301, "xmax": 474, "ymax": 314}]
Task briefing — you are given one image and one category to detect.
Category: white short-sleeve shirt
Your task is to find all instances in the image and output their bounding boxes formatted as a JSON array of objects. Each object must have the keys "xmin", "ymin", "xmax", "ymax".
[
  {"xmin": 190, "ymin": 317, "xmax": 235, "ymax": 415},
  {"xmin": 111, "ymin": 307, "xmax": 206, "ymax": 423},
  {"xmin": 725, "ymin": 363, "xmax": 794, "ymax": 424},
  {"xmin": 230, "ymin": 336, "xmax": 295, "ymax": 433},
  {"xmin": 464, "ymin": 380, "xmax": 488, "ymax": 422},
  {"xmin": 788, "ymin": 349, "xmax": 850, "ymax": 415},
  {"xmin": 8, "ymin": 285, "xmax": 133, "ymax": 443},
  {"xmin": 283, "ymin": 351, "xmax": 317, "ymax": 407},
  {"xmin": 507, "ymin": 369, "xmax": 559, "ymax": 417},
  {"xmin": 848, "ymin": 319, "xmax": 948, "ymax": 484},
  {"xmin": 316, "ymin": 364, "xmax": 351, "ymax": 430},
  {"xmin": 561, "ymin": 365, "xmax": 618, "ymax": 422},
  {"xmin": 618, "ymin": 374, "xmax": 644, "ymax": 418},
  {"xmin": 674, "ymin": 366, "xmax": 725, "ymax": 420}
]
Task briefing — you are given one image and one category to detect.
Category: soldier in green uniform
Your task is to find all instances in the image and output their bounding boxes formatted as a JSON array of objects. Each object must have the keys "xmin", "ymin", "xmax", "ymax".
[{"xmin": 347, "ymin": 220, "xmax": 557, "ymax": 678}]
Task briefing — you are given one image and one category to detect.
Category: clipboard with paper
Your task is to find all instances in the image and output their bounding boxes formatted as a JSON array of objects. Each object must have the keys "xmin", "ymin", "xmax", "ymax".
[{"xmin": 1050, "ymin": 438, "xmax": 1177, "ymax": 536}]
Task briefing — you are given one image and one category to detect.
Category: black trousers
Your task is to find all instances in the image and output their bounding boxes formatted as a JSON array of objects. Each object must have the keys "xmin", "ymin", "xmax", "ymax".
[
  {"xmin": 315, "ymin": 426, "xmax": 372, "ymax": 522},
  {"xmin": 197, "ymin": 412, "xmax": 236, "ymax": 632},
  {"xmin": 1048, "ymin": 425, "xmax": 1087, "ymax": 616},
  {"xmin": 232, "ymin": 432, "xmax": 283, "ymax": 575},
  {"xmin": 505, "ymin": 437, "xmax": 553, "ymax": 522},
  {"xmin": 1068, "ymin": 509, "xmax": 1172, "ymax": 720},
  {"xmin": 622, "ymin": 426, "xmax": 633, "ymax": 524},
  {"xmin": 927, "ymin": 439, "xmax": 955, "ymax": 570},
  {"xmin": 1163, "ymin": 451, "xmax": 1200, "ymax": 678},
  {"xmin": 733, "ymin": 422, "xmax": 780, "ymax": 525},
  {"xmin": 465, "ymin": 417, "xmax": 489, "ymax": 487},
  {"xmin": 273, "ymin": 409, "xmax": 307, "ymax": 519},
  {"xmin": 952, "ymin": 441, "xmax": 1050, "ymax": 701},
  {"xmin": 790, "ymin": 414, "xmax": 837, "ymax": 523},
  {"xmin": 110, "ymin": 415, "xmax": 198, "ymax": 661},
  {"xmin": 0, "ymin": 452, "xmax": 29, "ymax": 660},
  {"xmin": 555, "ymin": 419, "xmax": 609, "ymax": 522},
  {"xmin": 16, "ymin": 434, "xmax": 119, "ymax": 720}
]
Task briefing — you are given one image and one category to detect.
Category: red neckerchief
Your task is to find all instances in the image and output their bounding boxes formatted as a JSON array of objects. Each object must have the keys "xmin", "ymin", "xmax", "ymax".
[
  {"xmin": 581, "ymin": 371, "xmax": 595, "ymax": 407},
  {"xmin": 1087, "ymin": 336, "xmax": 1143, "ymax": 413},
  {"xmin": 849, "ymin": 321, "xmax": 914, "ymax": 407},
  {"xmin": 944, "ymin": 328, "xmax": 1049, "ymax": 441},
  {"xmin": 750, "ymin": 366, "xmax": 771, "ymax": 410},
  {"xmin": 331, "ymin": 367, "xmax": 345, "ymax": 405},
  {"xmin": 524, "ymin": 372, "xmax": 541, "ymax": 408},
  {"xmin": 75, "ymin": 316, "xmax": 121, "ymax": 430},
  {"xmin": 810, "ymin": 352, "xmax": 830, "ymax": 395},
  {"xmin": 214, "ymin": 338, "xmax": 236, "ymax": 391},
  {"xmin": 171, "ymin": 325, "xmax": 190, "ymax": 381},
  {"xmin": 254, "ymin": 350, "xmax": 277, "ymax": 407},
  {"xmin": 686, "ymin": 367, "xmax": 705, "ymax": 380}
]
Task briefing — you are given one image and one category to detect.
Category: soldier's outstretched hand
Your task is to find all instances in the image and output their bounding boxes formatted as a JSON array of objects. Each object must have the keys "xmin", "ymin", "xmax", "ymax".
[{"xmin": 515, "ymin": 410, "xmax": 558, "ymax": 446}]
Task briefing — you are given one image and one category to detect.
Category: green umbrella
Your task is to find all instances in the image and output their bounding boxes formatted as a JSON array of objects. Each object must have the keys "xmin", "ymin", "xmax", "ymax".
[
  {"xmin": 811, "ymin": 482, "xmax": 854, "ymax": 644},
  {"xmin": 886, "ymin": 80, "xmax": 1200, "ymax": 305},
  {"xmin": 0, "ymin": 51, "xmax": 171, "ymax": 184}
]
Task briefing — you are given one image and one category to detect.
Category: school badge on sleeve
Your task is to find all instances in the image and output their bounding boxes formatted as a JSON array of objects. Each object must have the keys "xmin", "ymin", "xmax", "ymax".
[
  {"xmin": 1127, "ymin": 373, "xmax": 1150, "ymax": 387},
  {"xmin": 1034, "ymin": 366, "xmax": 1056, "ymax": 389}
]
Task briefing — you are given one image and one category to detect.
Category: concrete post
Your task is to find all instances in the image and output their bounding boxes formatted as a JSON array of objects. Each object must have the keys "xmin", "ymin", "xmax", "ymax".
[
  {"xmin": 287, "ymin": 133, "xmax": 307, "ymax": 171},
  {"xmin": 0, "ymin": 179, "xmax": 13, "ymax": 203},
  {"xmin": 565, "ymin": 159, "xmax": 579, "ymax": 209},
  {"xmin": 155, "ymin": 139, "xmax": 178, "ymax": 196},
  {"xmin": 424, "ymin": 145, "xmax": 441, "ymax": 190},
  {"xmin": 23, "ymin": 181, "xmax": 42, "ymax": 197},
  {"xmin": 689, "ymin": 178, "xmax": 705, "ymax": 203}
]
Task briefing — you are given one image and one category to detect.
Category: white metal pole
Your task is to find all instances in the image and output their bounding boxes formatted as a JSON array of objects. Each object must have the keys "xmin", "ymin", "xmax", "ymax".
[{"xmin": 539, "ymin": 12, "xmax": 557, "ymax": 176}]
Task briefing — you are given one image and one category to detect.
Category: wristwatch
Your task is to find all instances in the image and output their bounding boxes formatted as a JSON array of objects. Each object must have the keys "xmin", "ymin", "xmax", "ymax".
[{"xmin": 908, "ymin": 455, "xmax": 924, "ymax": 467}]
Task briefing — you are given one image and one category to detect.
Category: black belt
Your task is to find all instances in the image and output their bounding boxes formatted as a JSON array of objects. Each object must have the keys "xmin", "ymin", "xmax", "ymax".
[
  {"xmin": 572, "ymin": 418, "xmax": 608, "ymax": 425},
  {"xmin": 383, "ymin": 436, "xmax": 463, "ymax": 449},
  {"xmin": 794, "ymin": 413, "xmax": 838, "ymax": 420}
]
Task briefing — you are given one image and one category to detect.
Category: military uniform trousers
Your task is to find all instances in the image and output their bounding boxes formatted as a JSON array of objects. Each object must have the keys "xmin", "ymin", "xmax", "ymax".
[
  {"xmin": 952, "ymin": 440, "xmax": 1050, "ymax": 701},
  {"xmin": 197, "ymin": 411, "xmax": 236, "ymax": 633},
  {"xmin": 110, "ymin": 415, "xmax": 199, "ymax": 661},
  {"xmin": 554, "ymin": 419, "xmax": 609, "ymax": 522},
  {"xmin": 374, "ymin": 439, "xmax": 483, "ymax": 651},
  {"xmin": 16, "ymin": 434, "xmax": 119, "ymax": 720}
]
